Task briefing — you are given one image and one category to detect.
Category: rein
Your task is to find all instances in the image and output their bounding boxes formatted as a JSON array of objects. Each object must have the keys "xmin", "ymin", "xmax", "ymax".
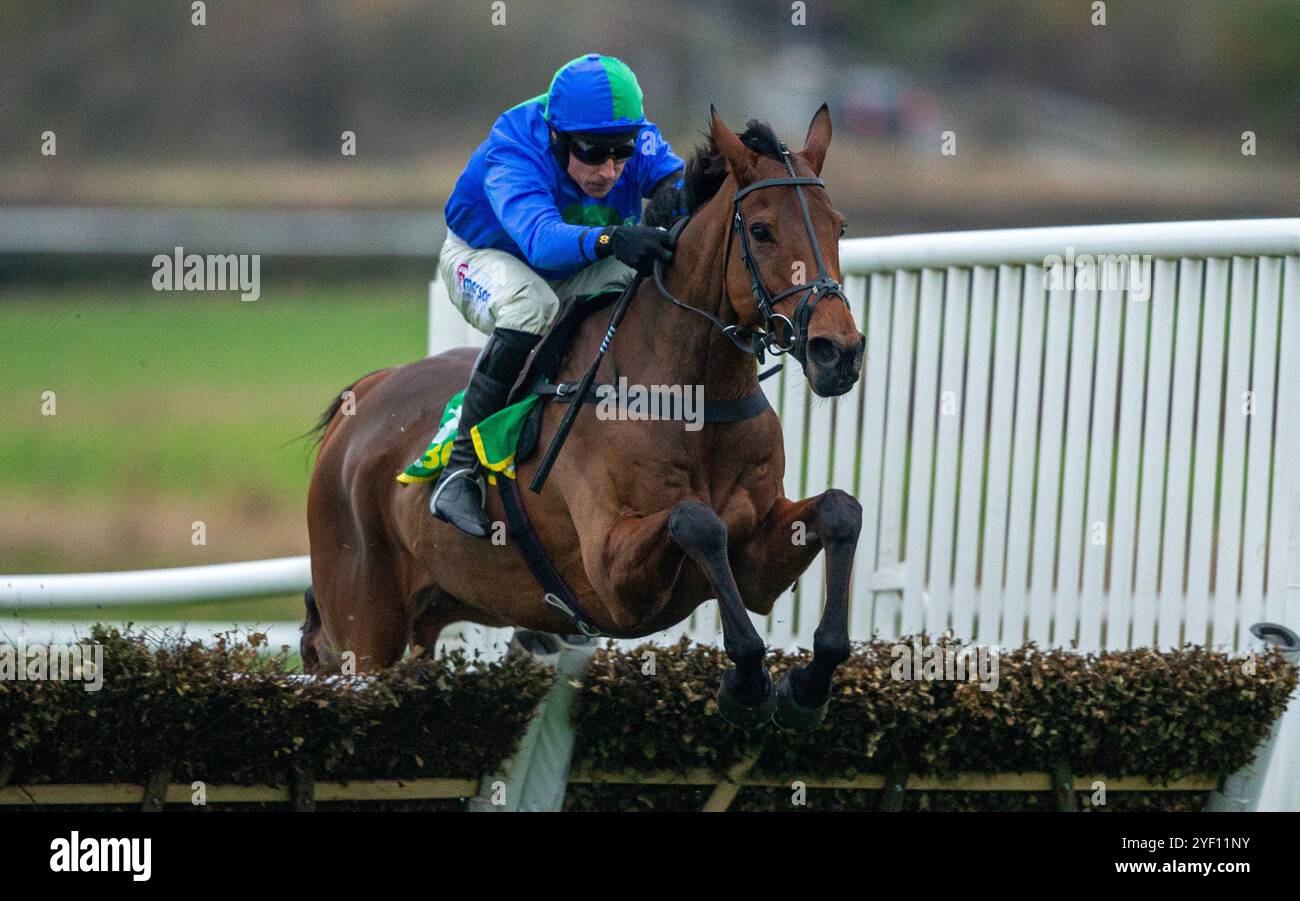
[{"xmin": 652, "ymin": 140, "xmax": 848, "ymax": 364}]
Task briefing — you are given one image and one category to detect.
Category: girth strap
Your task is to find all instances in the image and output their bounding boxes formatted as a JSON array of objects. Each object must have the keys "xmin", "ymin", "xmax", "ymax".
[{"xmin": 496, "ymin": 478, "xmax": 611, "ymax": 638}]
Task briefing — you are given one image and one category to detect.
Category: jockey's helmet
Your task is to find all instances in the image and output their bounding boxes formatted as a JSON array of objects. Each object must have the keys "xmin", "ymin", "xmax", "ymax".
[{"xmin": 544, "ymin": 53, "xmax": 647, "ymax": 136}]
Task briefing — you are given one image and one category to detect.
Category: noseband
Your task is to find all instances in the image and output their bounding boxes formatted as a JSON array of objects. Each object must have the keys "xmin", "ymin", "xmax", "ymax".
[{"xmin": 654, "ymin": 140, "xmax": 848, "ymax": 363}]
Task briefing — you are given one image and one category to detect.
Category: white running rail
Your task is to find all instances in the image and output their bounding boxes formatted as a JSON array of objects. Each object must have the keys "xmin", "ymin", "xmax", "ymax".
[{"xmin": 0, "ymin": 557, "xmax": 311, "ymax": 608}]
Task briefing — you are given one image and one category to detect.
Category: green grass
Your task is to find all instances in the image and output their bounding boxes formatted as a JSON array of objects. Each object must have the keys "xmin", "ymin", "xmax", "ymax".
[
  {"xmin": 0, "ymin": 281, "xmax": 428, "ymax": 503},
  {"xmin": 0, "ymin": 594, "xmax": 305, "ymax": 625},
  {"xmin": 0, "ymin": 278, "xmax": 431, "ymax": 623}
]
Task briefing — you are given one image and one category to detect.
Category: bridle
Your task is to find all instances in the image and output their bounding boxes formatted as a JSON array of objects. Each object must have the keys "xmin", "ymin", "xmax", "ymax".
[{"xmin": 653, "ymin": 140, "xmax": 848, "ymax": 364}]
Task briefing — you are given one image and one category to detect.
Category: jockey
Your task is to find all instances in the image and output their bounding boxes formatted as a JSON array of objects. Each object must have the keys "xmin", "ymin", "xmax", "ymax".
[{"xmin": 432, "ymin": 53, "xmax": 686, "ymax": 536}]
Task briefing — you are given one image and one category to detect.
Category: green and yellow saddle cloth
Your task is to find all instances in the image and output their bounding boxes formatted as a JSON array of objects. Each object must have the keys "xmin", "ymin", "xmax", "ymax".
[{"xmin": 397, "ymin": 391, "xmax": 539, "ymax": 486}]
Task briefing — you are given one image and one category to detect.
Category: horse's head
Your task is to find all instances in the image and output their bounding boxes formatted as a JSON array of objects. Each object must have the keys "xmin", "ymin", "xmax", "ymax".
[{"xmin": 711, "ymin": 106, "xmax": 864, "ymax": 397}]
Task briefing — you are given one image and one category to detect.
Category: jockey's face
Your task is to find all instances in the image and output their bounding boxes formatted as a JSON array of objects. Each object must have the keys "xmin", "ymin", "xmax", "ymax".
[
  {"xmin": 566, "ymin": 153, "xmax": 626, "ymax": 199},
  {"xmin": 553, "ymin": 130, "xmax": 628, "ymax": 199}
]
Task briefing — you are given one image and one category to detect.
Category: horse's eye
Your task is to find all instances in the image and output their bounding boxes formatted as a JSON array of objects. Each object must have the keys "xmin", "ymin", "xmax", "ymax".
[
  {"xmin": 839, "ymin": 221, "xmax": 848, "ymax": 238},
  {"xmin": 749, "ymin": 223, "xmax": 773, "ymax": 243}
]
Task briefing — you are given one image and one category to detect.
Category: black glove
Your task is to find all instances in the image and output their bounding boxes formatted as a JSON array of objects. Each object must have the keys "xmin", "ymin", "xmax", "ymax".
[{"xmin": 596, "ymin": 225, "xmax": 676, "ymax": 275}]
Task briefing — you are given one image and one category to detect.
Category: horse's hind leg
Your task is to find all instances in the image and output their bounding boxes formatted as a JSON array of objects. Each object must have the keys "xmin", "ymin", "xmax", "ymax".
[
  {"xmin": 306, "ymin": 546, "xmax": 411, "ymax": 673},
  {"xmin": 407, "ymin": 587, "xmax": 467, "ymax": 660},
  {"xmin": 666, "ymin": 500, "xmax": 775, "ymax": 729},
  {"xmin": 300, "ymin": 585, "xmax": 345, "ymax": 674},
  {"xmin": 301, "ymin": 585, "xmax": 322, "ymax": 671},
  {"xmin": 731, "ymin": 490, "xmax": 863, "ymax": 731}
]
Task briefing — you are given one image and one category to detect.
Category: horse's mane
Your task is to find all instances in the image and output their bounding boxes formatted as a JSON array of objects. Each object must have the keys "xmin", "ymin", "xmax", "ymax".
[{"xmin": 643, "ymin": 119, "xmax": 785, "ymax": 228}]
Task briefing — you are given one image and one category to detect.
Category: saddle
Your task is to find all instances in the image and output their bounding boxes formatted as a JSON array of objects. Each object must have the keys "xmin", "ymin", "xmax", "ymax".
[
  {"xmin": 505, "ymin": 290, "xmax": 621, "ymax": 469},
  {"xmin": 508, "ymin": 293, "xmax": 621, "ymax": 406}
]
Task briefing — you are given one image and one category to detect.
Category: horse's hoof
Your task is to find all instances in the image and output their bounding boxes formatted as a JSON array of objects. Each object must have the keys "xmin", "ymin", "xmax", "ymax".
[
  {"xmin": 771, "ymin": 666, "xmax": 829, "ymax": 733},
  {"xmin": 716, "ymin": 667, "xmax": 775, "ymax": 729}
]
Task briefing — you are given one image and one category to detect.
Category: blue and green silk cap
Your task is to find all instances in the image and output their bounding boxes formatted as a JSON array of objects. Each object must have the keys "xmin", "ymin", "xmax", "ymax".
[{"xmin": 544, "ymin": 53, "xmax": 647, "ymax": 134}]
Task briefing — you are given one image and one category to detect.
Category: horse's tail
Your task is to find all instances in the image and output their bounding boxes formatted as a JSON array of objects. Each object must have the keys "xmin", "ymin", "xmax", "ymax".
[{"xmin": 297, "ymin": 370, "xmax": 384, "ymax": 451}]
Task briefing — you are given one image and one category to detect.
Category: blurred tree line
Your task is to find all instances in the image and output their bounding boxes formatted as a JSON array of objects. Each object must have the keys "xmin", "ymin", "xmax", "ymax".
[{"xmin": 0, "ymin": 0, "xmax": 1295, "ymax": 164}]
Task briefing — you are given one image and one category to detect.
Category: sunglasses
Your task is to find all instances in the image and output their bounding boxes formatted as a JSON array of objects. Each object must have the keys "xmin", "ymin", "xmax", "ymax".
[{"xmin": 567, "ymin": 136, "xmax": 636, "ymax": 165}]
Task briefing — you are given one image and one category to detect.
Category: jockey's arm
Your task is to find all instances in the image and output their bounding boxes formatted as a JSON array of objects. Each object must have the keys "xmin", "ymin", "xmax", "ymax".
[
  {"xmin": 483, "ymin": 142, "xmax": 602, "ymax": 273},
  {"xmin": 635, "ymin": 123, "xmax": 686, "ymax": 196},
  {"xmin": 638, "ymin": 123, "xmax": 686, "ymax": 224}
]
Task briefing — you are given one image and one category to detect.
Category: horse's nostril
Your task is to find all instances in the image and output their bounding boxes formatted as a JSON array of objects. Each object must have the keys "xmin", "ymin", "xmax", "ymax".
[{"xmin": 808, "ymin": 336, "xmax": 840, "ymax": 367}]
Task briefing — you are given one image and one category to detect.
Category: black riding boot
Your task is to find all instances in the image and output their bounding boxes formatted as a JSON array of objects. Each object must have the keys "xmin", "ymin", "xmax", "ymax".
[{"xmin": 430, "ymin": 328, "xmax": 540, "ymax": 537}]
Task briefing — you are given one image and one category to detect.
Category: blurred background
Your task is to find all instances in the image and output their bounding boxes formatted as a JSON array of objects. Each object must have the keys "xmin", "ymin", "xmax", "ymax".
[{"xmin": 1, "ymin": 0, "xmax": 1297, "ymax": 628}]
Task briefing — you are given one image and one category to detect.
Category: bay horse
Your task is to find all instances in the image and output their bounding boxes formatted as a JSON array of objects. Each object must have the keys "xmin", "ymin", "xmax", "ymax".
[{"xmin": 304, "ymin": 106, "xmax": 865, "ymax": 731}]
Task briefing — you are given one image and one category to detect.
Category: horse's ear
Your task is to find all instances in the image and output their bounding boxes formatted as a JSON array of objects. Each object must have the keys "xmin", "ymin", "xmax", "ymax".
[
  {"xmin": 711, "ymin": 105, "xmax": 755, "ymax": 185},
  {"xmin": 802, "ymin": 103, "xmax": 832, "ymax": 174}
]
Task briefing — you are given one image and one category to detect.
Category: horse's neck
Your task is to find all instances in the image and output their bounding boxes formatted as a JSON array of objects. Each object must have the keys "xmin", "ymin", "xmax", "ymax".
[{"xmin": 609, "ymin": 209, "xmax": 759, "ymax": 402}]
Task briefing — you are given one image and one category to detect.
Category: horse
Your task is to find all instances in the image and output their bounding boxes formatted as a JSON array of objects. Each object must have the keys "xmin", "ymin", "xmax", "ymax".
[{"xmin": 303, "ymin": 106, "xmax": 866, "ymax": 731}]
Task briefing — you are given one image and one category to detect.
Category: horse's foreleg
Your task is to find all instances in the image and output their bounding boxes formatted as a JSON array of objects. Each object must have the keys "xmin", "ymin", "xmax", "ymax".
[
  {"xmin": 733, "ymin": 489, "xmax": 862, "ymax": 731},
  {"xmin": 666, "ymin": 500, "xmax": 775, "ymax": 728}
]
